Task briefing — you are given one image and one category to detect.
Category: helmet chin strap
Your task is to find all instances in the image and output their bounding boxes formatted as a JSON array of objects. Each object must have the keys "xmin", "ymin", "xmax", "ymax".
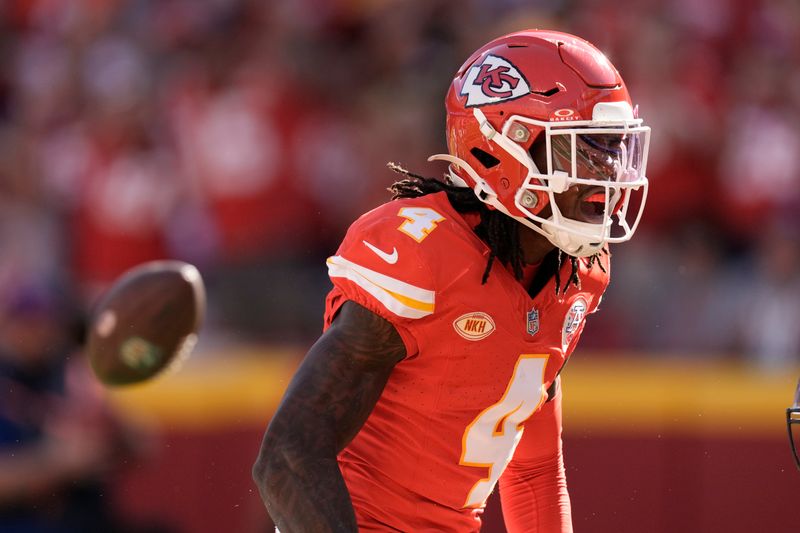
[
  {"xmin": 426, "ymin": 154, "xmax": 472, "ymax": 187},
  {"xmin": 539, "ymin": 217, "xmax": 607, "ymax": 257},
  {"xmin": 538, "ymin": 183, "xmax": 614, "ymax": 257},
  {"xmin": 427, "ymin": 154, "xmax": 500, "ymax": 203}
]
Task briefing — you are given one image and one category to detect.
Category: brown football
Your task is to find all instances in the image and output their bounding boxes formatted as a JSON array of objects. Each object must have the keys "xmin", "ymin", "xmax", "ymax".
[{"xmin": 86, "ymin": 260, "xmax": 206, "ymax": 386}]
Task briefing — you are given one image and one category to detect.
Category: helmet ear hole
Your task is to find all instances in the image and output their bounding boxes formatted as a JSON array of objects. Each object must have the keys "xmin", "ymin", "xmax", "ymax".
[{"xmin": 470, "ymin": 147, "xmax": 501, "ymax": 169}]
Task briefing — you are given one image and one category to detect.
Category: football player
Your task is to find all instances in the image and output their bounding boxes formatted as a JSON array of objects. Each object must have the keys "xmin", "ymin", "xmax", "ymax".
[
  {"xmin": 788, "ymin": 378, "xmax": 800, "ymax": 471},
  {"xmin": 253, "ymin": 29, "xmax": 650, "ymax": 532}
]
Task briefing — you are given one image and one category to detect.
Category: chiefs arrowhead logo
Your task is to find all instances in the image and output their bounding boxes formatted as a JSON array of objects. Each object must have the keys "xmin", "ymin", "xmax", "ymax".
[{"xmin": 460, "ymin": 54, "xmax": 530, "ymax": 107}]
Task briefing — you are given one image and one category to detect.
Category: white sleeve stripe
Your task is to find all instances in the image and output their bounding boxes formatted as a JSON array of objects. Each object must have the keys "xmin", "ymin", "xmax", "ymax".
[
  {"xmin": 327, "ymin": 255, "xmax": 435, "ymax": 303},
  {"xmin": 327, "ymin": 256, "xmax": 435, "ymax": 319}
]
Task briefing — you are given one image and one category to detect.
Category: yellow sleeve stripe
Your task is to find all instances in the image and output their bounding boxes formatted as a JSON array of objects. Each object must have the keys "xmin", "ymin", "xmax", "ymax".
[{"xmin": 327, "ymin": 255, "xmax": 435, "ymax": 319}]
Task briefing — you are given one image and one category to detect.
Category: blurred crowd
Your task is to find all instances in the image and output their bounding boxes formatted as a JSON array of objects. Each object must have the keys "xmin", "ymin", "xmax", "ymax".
[{"xmin": 0, "ymin": 0, "xmax": 799, "ymax": 373}]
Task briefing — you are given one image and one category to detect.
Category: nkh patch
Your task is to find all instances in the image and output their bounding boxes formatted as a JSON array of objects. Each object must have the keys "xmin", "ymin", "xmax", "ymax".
[
  {"xmin": 453, "ymin": 312, "xmax": 495, "ymax": 340},
  {"xmin": 561, "ymin": 297, "xmax": 588, "ymax": 351},
  {"xmin": 526, "ymin": 307, "xmax": 540, "ymax": 336},
  {"xmin": 460, "ymin": 54, "xmax": 530, "ymax": 107}
]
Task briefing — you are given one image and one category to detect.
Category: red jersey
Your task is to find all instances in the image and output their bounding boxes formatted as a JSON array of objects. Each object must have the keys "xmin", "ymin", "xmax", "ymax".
[{"xmin": 324, "ymin": 192, "xmax": 609, "ymax": 531}]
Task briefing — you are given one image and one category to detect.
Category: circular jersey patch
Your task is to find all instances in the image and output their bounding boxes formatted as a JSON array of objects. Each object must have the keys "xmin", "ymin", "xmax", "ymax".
[{"xmin": 562, "ymin": 298, "xmax": 588, "ymax": 351}]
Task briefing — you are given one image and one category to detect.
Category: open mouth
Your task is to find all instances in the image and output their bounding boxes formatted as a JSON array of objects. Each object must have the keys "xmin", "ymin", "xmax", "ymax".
[{"xmin": 579, "ymin": 191, "xmax": 608, "ymax": 223}]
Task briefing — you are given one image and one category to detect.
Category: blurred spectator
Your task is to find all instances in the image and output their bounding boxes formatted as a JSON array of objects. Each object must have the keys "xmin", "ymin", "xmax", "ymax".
[
  {"xmin": 638, "ymin": 223, "xmax": 739, "ymax": 355},
  {"xmin": 0, "ymin": 0, "xmax": 797, "ymax": 363},
  {"xmin": 67, "ymin": 111, "xmax": 181, "ymax": 299},
  {"xmin": 0, "ymin": 281, "xmax": 169, "ymax": 533},
  {"xmin": 733, "ymin": 221, "xmax": 800, "ymax": 372}
]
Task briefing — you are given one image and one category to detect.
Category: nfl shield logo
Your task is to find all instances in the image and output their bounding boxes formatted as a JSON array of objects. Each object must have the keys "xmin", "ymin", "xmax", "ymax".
[{"xmin": 526, "ymin": 307, "xmax": 540, "ymax": 336}]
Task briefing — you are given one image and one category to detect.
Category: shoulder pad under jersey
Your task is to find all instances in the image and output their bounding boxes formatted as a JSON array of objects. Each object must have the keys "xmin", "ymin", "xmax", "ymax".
[{"xmin": 327, "ymin": 194, "xmax": 459, "ymax": 320}]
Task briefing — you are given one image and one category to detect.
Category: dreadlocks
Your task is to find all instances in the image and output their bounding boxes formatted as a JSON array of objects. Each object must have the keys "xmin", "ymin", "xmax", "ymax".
[
  {"xmin": 551, "ymin": 248, "xmax": 608, "ymax": 295},
  {"xmin": 388, "ymin": 162, "xmax": 523, "ymax": 285},
  {"xmin": 387, "ymin": 163, "xmax": 605, "ymax": 296}
]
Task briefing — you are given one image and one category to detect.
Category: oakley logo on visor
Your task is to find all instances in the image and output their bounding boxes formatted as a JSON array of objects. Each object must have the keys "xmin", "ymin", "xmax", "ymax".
[{"xmin": 461, "ymin": 55, "xmax": 530, "ymax": 107}]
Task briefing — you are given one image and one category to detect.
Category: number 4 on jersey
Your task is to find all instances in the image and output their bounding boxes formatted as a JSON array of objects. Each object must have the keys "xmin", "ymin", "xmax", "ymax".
[
  {"xmin": 460, "ymin": 355, "xmax": 549, "ymax": 507},
  {"xmin": 397, "ymin": 207, "xmax": 445, "ymax": 242}
]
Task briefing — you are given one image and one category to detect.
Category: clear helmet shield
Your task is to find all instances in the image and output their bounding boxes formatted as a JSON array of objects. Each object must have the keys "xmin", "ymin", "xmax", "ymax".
[{"xmin": 540, "ymin": 125, "xmax": 649, "ymax": 246}]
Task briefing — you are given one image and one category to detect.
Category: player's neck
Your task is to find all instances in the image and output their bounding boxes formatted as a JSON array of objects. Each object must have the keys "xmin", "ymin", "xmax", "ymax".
[
  {"xmin": 521, "ymin": 261, "xmax": 542, "ymax": 288},
  {"xmin": 519, "ymin": 225, "xmax": 555, "ymax": 265}
]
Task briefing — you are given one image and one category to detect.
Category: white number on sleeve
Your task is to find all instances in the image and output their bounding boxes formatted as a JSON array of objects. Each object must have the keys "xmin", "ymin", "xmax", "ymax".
[
  {"xmin": 460, "ymin": 355, "xmax": 549, "ymax": 507},
  {"xmin": 397, "ymin": 207, "xmax": 445, "ymax": 242}
]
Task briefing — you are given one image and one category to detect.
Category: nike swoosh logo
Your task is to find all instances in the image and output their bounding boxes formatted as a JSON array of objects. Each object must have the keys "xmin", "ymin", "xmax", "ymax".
[{"xmin": 363, "ymin": 240, "xmax": 399, "ymax": 264}]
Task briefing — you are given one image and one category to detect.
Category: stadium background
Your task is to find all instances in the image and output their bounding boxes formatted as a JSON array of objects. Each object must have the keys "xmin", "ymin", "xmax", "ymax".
[{"xmin": 1, "ymin": 0, "xmax": 799, "ymax": 531}]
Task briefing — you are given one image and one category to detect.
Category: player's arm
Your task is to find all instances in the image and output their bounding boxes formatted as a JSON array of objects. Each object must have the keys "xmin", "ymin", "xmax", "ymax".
[
  {"xmin": 0, "ymin": 437, "xmax": 102, "ymax": 503},
  {"xmin": 252, "ymin": 300, "xmax": 406, "ymax": 533},
  {"xmin": 499, "ymin": 378, "xmax": 573, "ymax": 533}
]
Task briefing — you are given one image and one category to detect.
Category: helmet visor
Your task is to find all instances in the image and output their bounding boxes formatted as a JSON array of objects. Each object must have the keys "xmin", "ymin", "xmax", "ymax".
[{"xmin": 549, "ymin": 130, "xmax": 647, "ymax": 184}]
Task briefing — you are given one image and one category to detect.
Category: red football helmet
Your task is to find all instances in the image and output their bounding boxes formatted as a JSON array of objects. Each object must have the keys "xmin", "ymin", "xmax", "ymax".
[{"xmin": 430, "ymin": 29, "xmax": 650, "ymax": 257}]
